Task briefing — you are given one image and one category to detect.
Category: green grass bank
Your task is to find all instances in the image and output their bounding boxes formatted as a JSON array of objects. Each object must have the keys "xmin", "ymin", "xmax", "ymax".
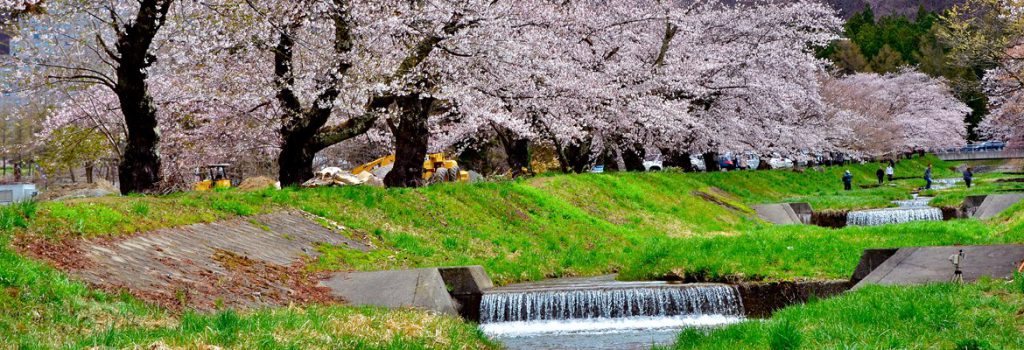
[
  {"xmin": 672, "ymin": 278, "xmax": 1024, "ymax": 350},
  {"xmin": 1, "ymin": 155, "xmax": 1023, "ymax": 349},
  {"xmin": 11, "ymin": 155, "xmax": 1023, "ymax": 284}
]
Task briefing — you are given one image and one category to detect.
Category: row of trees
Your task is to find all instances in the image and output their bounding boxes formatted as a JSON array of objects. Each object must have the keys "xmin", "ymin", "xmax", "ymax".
[
  {"xmin": 824, "ymin": 4, "xmax": 991, "ymax": 139},
  {"xmin": 1, "ymin": 0, "xmax": 973, "ymax": 193},
  {"xmin": 942, "ymin": 0, "xmax": 1024, "ymax": 150}
]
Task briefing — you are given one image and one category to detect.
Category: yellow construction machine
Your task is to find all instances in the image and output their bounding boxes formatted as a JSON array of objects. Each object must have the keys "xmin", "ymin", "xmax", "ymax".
[
  {"xmin": 194, "ymin": 164, "xmax": 234, "ymax": 191},
  {"xmin": 352, "ymin": 153, "xmax": 469, "ymax": 183}
]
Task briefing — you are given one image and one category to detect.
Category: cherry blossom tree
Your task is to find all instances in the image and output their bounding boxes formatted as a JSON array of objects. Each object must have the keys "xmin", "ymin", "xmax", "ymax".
[
  {"xmin": 822, "ymin": 70, "xmax": 970, "ymax": 157},
  {"xmin": 979, "ymin": 50, "xmax": 1024, "ymax": 148},
  {"xmin": 198, "ymin": 0, "xmax": 574, "ymax": 186},
  {"xmin": 0, "ymin": 0, "xmax": 41, "ymax": 20},
  {"xmin": 36, "ymin": 67, "xmax": 279, "ymax": 188},
  {"xmin": 6, "ymin": 0, "xmax": 176, "ymax": 193},
  {"xmin": 21, "ymin": 0, "xmax": 965, "ymax": 191},
  {"xmin": 441, "ymin": 0, "xmax": 844, "ymax": 173},
  {"xmin": 943, "ymin": 0, "xmax": 1024, "ymax": 148}
]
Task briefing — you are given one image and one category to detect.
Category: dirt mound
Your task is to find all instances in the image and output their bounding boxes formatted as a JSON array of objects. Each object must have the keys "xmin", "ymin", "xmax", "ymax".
[
  {"xmin": 39, "ymin": 179, "xmax": 119, "ymax": 201},
  {"xmin": 237, "ymin": 176, "xmax": 279, "ymax": 190}
]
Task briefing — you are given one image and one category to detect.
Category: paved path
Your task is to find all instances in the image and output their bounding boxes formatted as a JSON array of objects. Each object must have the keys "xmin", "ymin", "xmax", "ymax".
[{"xmin": 72, "ymin": 211, "xmax": 369, "ymax": 310}]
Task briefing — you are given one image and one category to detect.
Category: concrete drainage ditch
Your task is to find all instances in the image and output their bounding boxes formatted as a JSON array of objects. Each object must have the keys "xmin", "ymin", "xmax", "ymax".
[
  {"xmin": 754, "ymin": 192, "xmax": 1023, "ymax": 228},
  {"xmin": 332, "ymin": 243, "xmax": 1024, "ymax": 349},
  {"xmin": 326, "ymin": 267, "xmax": 850, "ymax": 349}
]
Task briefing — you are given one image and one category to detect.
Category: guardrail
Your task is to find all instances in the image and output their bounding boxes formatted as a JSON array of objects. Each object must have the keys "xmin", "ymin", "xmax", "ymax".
[{"xmin": 934, "ymin": 149, "xmax": 1024, "ymax": 161}]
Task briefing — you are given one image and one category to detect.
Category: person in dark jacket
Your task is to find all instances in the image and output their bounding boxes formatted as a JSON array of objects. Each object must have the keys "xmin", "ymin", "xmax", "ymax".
[
  {"xmin": 842, "ymin": 170, "xmax": 853, "ymax": 191},
  {"xmin": 924, "ymin": 164, "xmax": 933, "ymax": 190},
  {"xmin": 963, "ymin": 167, "xmax": 973, "ymax": 188},
  {"xmin": 875, "ymin": 167, "xmax": 885, "ymax": 185}
]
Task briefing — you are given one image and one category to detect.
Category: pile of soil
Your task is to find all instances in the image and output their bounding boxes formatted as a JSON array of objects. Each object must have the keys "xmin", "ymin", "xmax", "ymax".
[
  {"xmin": 237, "ymin": 176, "xmax": 279, "ymax": 190},
  {"xmin": 38, "ymin": 179, "xmax": 119, "ymax": 201}
]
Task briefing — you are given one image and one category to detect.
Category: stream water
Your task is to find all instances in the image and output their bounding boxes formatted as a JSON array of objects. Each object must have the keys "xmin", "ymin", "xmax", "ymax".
[
  {"xmin": 846, "ymin": 178, "xmax": 960, "ymax": 226},
  {"xmin": 478, "ymin": 277, "xmax": 744, "ymax": 349}
]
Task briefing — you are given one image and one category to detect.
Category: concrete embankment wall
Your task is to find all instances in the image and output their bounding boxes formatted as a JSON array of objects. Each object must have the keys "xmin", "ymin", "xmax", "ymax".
[{"xmin": 320, "ymin": 266, "xmax": 493, "ymax": 321}]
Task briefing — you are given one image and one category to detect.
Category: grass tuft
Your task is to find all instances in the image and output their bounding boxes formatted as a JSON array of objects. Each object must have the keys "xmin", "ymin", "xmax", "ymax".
[{"xmin": 767, "ymin": 320, "xmax": 802, "ymax": 350}]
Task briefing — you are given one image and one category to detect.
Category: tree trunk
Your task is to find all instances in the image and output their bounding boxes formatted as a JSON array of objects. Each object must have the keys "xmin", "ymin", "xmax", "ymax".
[
  {"xmin": 116, "ymin": 86, "xmax": 162, "ymax": 193},
  {"xmin": 703, "ymin": 152, "xmax": 720, "ymax": 172},
  {"xmin": 277, "ymin": 138, "xmax": 316, "ymax": 187},
  {"xmin": 757, "ymin": 156, "xmax": 772, "ymax": 170},
  {"xmin": 85, "ymin": 161, "xmax": 94, "ymax": 183},
  {"xmin": 621, "ymin": 143, "xmax": 646, "ymax": 172},
  {"xmin": 560, "ymin": 141, "xmax": 592, "ymax": 173},
  {"xmin": 554, "ymin": 143, "xmax": 570, "ymax": 174},
  {"xmin": 600, "ymin": 147, "xmax": 620, "ymax": 172},
  {"xmin": 680, "ymin": 152, "xmax": 696, "ymax": 172},
  {"xmin": 493, "ymin": 125, "xmax": 532, "ymax": 177},
  {"xmin": 69, "ymin": 166, "xmax": 76, "ymax": 183},
  {"xmin": 660, "ymin": 148, "xmax": 690, "ymax": 170},
  {"xmin": 384, "ymin": 95, "xmax": 434, "ymax": 188},
  {"xmin": 113, "ymin": 0, "xmax": 173, "ymax": 194},
  {"xmin": 272, "ymin": 13, "xmax": 383, "ymax": 187},
  {"xmin": 505, "ymin": 138, "xmax": 532, "ymax": 177}
]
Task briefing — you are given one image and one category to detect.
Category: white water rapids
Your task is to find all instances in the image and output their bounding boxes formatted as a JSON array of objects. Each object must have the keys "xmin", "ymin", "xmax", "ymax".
[
  {"xmin": 846, "ymin": 178, "xmax": 961, "ymax": 226},
  {"xmin": 478, "ymin": 280, "xmax": 745, "ymax": 349}
]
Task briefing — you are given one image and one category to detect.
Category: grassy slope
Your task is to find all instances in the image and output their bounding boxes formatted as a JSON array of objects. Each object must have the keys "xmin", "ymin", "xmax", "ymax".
[
  {"xmin": 930, "ymin": 172, "xmax": 1024, "ymax": 207},
  {"xmin": 0, "ymin": 203, "xmax": 495, "ymax": 349},
  {"xmin": 13, "ymin": 155, "xmax": 1020, "ymax": 285},
  {"xmin": 694, "ymin": 157, "xmax": 956, "ymax": 210},
  {"xmin": 671, "ymin": 279, "xmax": 1024, "ymax": 350},
  {"xmin": 4, "ymin": 155, "xmax": 1023, "ymax": 348}
]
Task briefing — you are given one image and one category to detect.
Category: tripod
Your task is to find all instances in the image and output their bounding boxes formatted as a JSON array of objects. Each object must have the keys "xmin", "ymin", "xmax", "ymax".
[{"xmin": 949, "ymin": 250, "xmax": 965, "ymax": 284}]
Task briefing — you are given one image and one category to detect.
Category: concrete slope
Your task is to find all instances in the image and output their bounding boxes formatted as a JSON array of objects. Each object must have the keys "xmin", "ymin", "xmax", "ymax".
[
  {"xmin": 752, "ymin": 204, "xmax": 801, "ymax": 225},
  {"xmin": 322, "ymin": 268, "xmax": 459, "ymax": 316},
  {"xmin": 974, "ymin": 194, "xmax": 1024, "ymax": 220},
  {"xmin": 853, "ymin": 245, "xmax": 1024, "ymax": 289},
  {"xmin": 321, "ymin": 266, "xmax": 493, "ymax": 320}
]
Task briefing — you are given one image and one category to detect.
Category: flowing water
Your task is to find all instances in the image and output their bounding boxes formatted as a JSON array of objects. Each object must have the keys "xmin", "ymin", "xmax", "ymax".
[
  {"xmin": 846, "ymin": 178, "xmax": 960, "ymax": 226},
  {"xmin": 478, "ymin": 278, "xmax": 744, "ymax": 349}
]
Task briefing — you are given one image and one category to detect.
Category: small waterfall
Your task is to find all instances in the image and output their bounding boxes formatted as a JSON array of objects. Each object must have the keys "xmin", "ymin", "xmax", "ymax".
[
  {"xmin": 892, "ymin": 195, "xmax": 932, "ymax": 208},
  {"xmin": 845, "ymin": 178, "xmax": 962, "ymax": 226},
  {"xmin": 846, "ymin": 207, "xmax": 943, "ymax": 226},
  {"xmin": 480, "ymin": 284, "xmax": 743, "ymax": 324},
  {"xmin": 930, "ymin": 178, "xmax": 961, "ymax": 190}
]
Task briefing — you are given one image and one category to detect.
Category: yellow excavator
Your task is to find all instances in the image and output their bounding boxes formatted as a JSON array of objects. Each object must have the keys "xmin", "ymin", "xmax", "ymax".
[
  {"xmin": 352, "ymin": 153, "xmax": 469, "ymax": 183},
  {"xmin": 194, "ymin": 164, "xmax": 234, "ymax": 191}
]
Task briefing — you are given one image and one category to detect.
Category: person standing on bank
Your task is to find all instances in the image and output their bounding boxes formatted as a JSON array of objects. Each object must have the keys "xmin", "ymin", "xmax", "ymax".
[
  {"xmin": 924, "ymin": 164, "xmax": 933, "ymax": 190},
  {"xmin": 963, "ymin": 167, "xmax": 973, "ymax": 188},
  {"xmin": 876, "ymin": 167, "xmax": 885, "ymax": 185},
  {"xmin": 843, "ymin": 170, "xmax": 853, "ymax": 191},
  {"xmin": 886, "ymin": 164, "xmax": 894, "ymax": 182}
]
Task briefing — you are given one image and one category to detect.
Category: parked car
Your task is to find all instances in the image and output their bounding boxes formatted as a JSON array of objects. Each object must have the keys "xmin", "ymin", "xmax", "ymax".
[
  {"xmin": 690, "ymin": 155, "xmax": 707, "ymax": 171},
  {"xmin": 643, "ymin": 159, "xmax": 663, "ymax": 171},
  {"xmin": 961, "ymin": 143, "xmax": 984, "ymax": 152},
  {"xmin": 981, "ymin": 141, "xmax": 1006, "ymax": 151}
]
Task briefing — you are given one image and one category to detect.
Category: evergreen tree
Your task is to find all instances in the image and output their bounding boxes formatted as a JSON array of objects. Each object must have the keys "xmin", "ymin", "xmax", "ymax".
[
  {"xmin": 871, "ymin": 44, "xmax": 906, "ymax": 73},
  {"xmin": 831, "ymin": 40, "xmax": 871, "ymax": 75}
]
